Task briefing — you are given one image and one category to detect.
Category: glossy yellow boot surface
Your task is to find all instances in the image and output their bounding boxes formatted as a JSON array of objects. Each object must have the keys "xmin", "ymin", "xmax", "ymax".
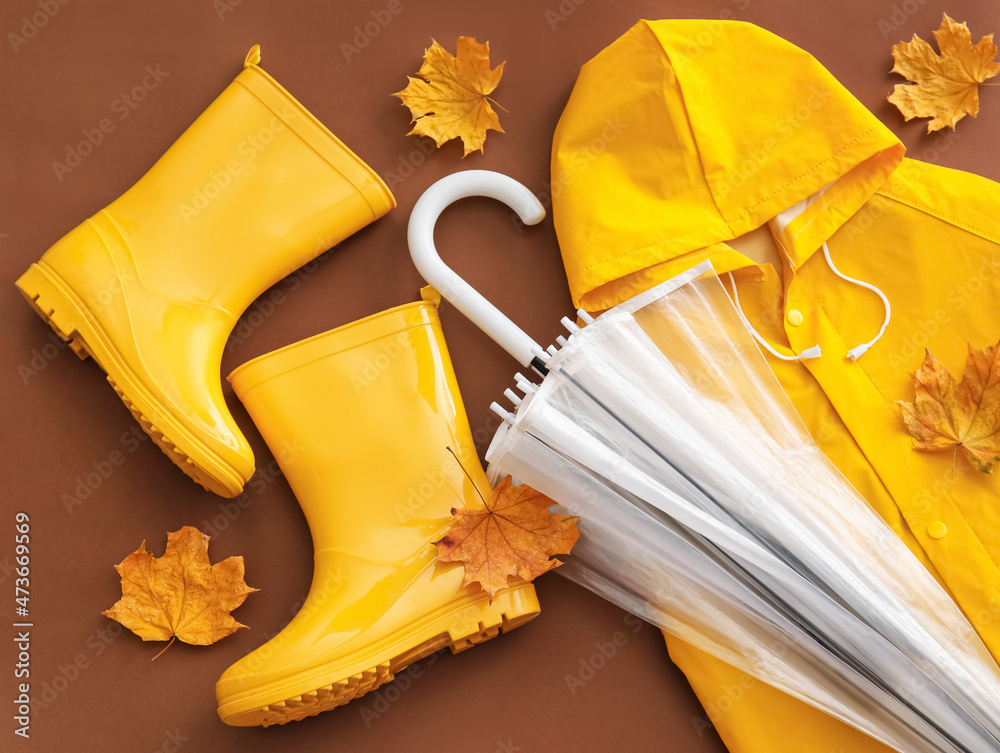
[
  {"xmin": 15, "ymin": 45, "xmax": 395, "ymax": 497},
  {"xmin": 216, "ymin": 290, "xmax": 541, "ymax": 726}
]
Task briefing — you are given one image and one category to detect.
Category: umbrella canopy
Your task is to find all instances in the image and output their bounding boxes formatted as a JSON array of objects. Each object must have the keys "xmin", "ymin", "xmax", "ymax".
[{"xmin": 408, "ymin": 171, "xmax": 1000, "ymax": 753}]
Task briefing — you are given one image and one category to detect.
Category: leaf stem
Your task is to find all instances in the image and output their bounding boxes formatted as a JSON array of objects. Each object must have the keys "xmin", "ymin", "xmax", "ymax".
[
  {"xmin": 486, "ymin": 96, "xmax": 508, "ymax": 113},
  {"xmin": 151, "ymin": 635, "xmax": 176, "ymax": 661},
  {"xmin": 445, "ymin": 446, "xmax": 490, "ymax": 509}
]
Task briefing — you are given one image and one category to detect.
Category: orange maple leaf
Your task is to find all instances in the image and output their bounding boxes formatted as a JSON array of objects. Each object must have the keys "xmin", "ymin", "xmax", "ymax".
[
  {"xmin": 102, "ymin": 526, "xmax": 257, "ymax": 657},
  {"xmin": 392, "ymin": 36, "xmax": 505, "ymax": 157},
  {"xmin": 888, "ymin": 14, "xmax": 1000, "ymax": 132},
  {"xmin": 897, "ymin": 342, "xmax": 1000, "ymax": 473},
  {"xmin": 434, "ymin": 475, "xmax": 579, "ymax": 599}
]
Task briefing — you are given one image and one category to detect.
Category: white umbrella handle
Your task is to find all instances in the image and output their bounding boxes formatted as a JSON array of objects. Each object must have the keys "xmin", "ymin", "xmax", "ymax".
[{"xmin": 408, "ymin": 170, "xmax": 548, "ymax": 368}]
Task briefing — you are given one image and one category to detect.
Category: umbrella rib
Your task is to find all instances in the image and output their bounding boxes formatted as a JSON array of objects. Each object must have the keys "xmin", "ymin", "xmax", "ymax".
[
  {"xmin": 554, "ymin": 371, "xmax": 975, "ymax": 750},
  {"xmin": 692, "ymin": 524, "xmax": 975, "ymax": 751},
  {"xmin": 561, "ymin": 370, "xmax": 821, "ymax": 582}
]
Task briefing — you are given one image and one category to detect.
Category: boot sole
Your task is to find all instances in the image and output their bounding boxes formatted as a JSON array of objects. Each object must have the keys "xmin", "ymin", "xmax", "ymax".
[
  {"xmin": 15, "ymin": 261, "xmax": 249, "ymax": 497},
  {"xmin": 217, "ymin": 581, "xmax": 541, "ymax": 727}
]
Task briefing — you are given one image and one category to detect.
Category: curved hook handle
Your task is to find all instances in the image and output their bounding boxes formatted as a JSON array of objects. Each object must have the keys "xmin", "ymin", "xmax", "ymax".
[{"xmin": 408, "ymin": 170, "xmax": 547, "ymax": 367}]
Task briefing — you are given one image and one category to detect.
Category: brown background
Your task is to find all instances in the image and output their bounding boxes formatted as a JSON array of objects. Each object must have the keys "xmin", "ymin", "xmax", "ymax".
[{"xmin": 1, "ymin": 1, "xmax": 997, "ymax": 751}]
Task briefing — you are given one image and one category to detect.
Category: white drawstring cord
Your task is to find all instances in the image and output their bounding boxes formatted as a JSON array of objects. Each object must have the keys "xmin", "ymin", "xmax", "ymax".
[
  {"xmin": 820, "ymin": 242, "xmax": 891, "ymax": 360},
  {"xmin": 727, "ymin": 242, "xmax": 890, "ymax": 362},
  {"xmin": 727, "ymin": 272, "xmax": 822, "ymax": 361}
]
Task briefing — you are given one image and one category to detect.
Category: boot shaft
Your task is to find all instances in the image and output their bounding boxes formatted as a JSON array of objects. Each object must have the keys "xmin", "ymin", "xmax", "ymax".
[
  {"xmin": 230, "ymin": 290, "xmax": 490, "ymax": 560},
  {"xmin": 43, "ymin": 45, "xmax": 395, "ymax": 316}
]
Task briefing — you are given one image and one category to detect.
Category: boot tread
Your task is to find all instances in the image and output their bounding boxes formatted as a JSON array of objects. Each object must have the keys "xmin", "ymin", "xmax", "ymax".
[
  {"xmin": 15, "ymin": 262, "xmax": 249, "ymax": 497},
  {"xmin": 222, "ymin": 595, "xmax": 539, "ymax": 727}
]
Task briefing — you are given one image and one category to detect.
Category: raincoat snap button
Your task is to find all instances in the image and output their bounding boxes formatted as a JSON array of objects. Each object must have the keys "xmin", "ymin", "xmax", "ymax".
[
  {"xmin": 927, "ymin": 521, "xmax": 948, "ymax": 540},
  {"xmin": 786, "ymin": 309, "xmax": 804, "ymax": 327}
]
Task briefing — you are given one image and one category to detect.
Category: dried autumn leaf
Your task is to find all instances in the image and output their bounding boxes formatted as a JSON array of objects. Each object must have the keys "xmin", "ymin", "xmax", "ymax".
[
  {"xmin": 393, "ymin": 36, "xmax": 505, "ymax": 157},
  {"xmin": 434, "ymin": 475, "xmax": 579, "ymax": 599},
  {"xmin": 102, "ymin": 526, "xmax": 257, "ymax": 653},
  {"xmin": 888, "ymin": 14, "xmax": 1000, "ymax": 132},
  {"xmin": 897, "ymin": 342, "xmax": 1000, "ymax": 473}
]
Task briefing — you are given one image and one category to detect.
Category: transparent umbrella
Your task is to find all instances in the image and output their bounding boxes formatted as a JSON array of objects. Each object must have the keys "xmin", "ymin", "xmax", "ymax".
[{"xmin": 408, "ymin": 170, "xmax": 1000, "ymax": 753}]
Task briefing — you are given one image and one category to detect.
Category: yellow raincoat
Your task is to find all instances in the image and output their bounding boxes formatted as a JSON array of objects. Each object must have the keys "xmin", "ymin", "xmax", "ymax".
[{"xmin": 552, "ymin": 19, "xmax": 1000, "ymax": 752}]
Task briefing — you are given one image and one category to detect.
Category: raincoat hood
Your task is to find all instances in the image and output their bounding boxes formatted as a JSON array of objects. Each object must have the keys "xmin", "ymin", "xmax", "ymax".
[{"xmin": 552, "ymin": 19, "xmax": 905, "ymax": 311}]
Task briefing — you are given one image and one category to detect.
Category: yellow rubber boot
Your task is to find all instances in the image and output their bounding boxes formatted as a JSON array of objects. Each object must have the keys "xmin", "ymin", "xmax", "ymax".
[
  {"xmin": 216, "ymin": 289, "xmax": 541, "ymax": 726},
  {"xmin": 14, "ymin": 45, "xmax": 395, "ymax": 497}
]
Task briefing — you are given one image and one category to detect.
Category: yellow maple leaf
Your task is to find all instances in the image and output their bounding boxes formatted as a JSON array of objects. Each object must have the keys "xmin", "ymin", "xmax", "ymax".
[
  {"xmin": 393, "ymin": 36, "xmax": 505, "ymax": 157},
  {"xmin": 102, "ymin": 526, "xmax": 257, "ymax": 656},
  {"xmin": 888, "ymin": 14, "xmax": 1000, "ymax": 132},
  {"xmin": 434, "ymin": 475, "xmax": 580, "ymax": 599},
  {"xmin": 897, "ymin": 342, "xmax": 1000, "ymax": 473}
]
